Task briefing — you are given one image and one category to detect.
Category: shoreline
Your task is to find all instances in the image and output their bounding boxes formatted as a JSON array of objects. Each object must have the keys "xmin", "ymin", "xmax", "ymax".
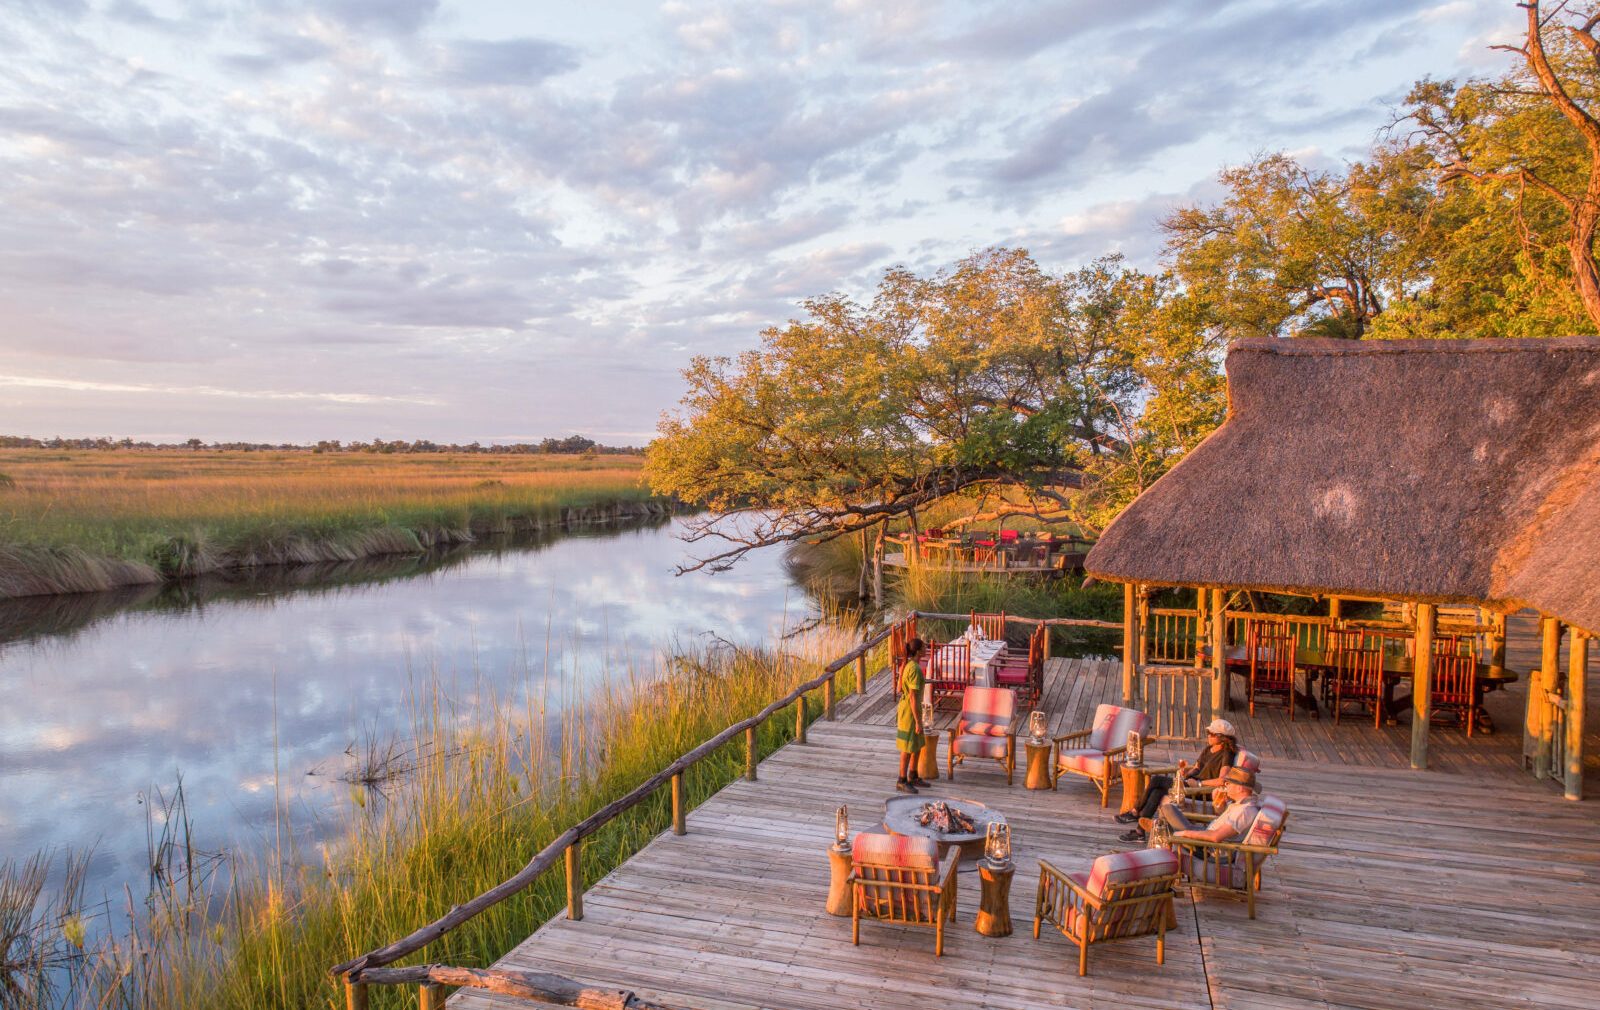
[{"xmin": 0, "ymin": 498, "xmax": 679, "ymax": 601}]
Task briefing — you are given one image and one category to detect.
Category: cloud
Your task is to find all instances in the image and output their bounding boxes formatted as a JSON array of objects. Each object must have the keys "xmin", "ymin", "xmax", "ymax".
[
  {"xmin": 436, "ymin": 37, "xmax": 582, "ymax": 88},
  {"xmin": 0, "ymin": 374, "xmax": 441, "ymax": 405}
]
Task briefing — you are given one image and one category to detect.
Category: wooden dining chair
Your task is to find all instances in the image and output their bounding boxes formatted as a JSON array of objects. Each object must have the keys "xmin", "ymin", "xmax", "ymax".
[
  {"xmin": 927, "ymin": 641, "xmax": 973, "ymax": 709},
  {"xmin": 970, "ymin": 610, "xmax": 1007, "ymax": 642},
  {"xmin": 1248, "ymin": 620, "xmax": 1298, "ymax": 720},
  {"xmin": 993, "ymin": 623, "xmax": 1044, "ymax": 708},
  {"xmin": 1430, "ymin": 635, "xmax": 1479, "ymax": 736},
  {"xmin": 1329, "ymin": 629, "xmax": 1384, "ymax": 726}
]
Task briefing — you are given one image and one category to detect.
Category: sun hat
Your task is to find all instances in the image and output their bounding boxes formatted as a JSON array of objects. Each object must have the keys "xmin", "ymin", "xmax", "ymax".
[
  {"xmin": 1222, "ymin": 766, "xmax": 1258, "ymax": 791},
  {"xmin": 1206, "ymin": 718, "xmax": 1237, "ymax": 738}
]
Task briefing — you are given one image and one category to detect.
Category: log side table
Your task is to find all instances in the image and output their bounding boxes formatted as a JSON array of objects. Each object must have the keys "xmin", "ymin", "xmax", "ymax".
[
  {"xmin": 1119, "ymin": 763, "xmax": 1177, "ymax": 815},
  {"xmin": 975, "ymin": 858, "xmax": 1014, "ymax": 937},
  {"xmin": 1023, "ymin": 740, "xmax": 1052, "ymax": 790},
  {"xmin": 917, "ymin": 731, "xmax": 941, "ymax": 782},
  {"xmin": 825, "ymin": 845, "xmax": 853, "ymax": 916}
]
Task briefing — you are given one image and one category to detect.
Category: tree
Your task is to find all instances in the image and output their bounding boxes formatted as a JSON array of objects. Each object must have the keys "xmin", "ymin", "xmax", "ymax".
[
  {"xmin": 1405, "ymin": 1, "xmax": 1600, "ymax": 332},
  {"xmin": 645, "ymin": 249, "xmax": 1221, "ymax": 571}
]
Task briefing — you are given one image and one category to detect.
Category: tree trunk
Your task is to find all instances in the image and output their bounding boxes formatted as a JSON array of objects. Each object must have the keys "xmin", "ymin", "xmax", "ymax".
[{"xmin": 1569, "ymin": 202, "xmax": 1600, "ymax": 330}]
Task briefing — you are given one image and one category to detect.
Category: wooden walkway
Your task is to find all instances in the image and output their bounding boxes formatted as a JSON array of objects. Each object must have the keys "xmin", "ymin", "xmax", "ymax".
[{"xmin": 456, "ymin": 629, "xmax": 1600, "ymax": 1010}]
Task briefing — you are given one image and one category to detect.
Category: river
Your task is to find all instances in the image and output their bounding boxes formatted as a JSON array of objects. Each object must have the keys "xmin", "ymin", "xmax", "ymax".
[{"xmin": 0, "ymin": 516, "xmax": 814, "ymax": 913}]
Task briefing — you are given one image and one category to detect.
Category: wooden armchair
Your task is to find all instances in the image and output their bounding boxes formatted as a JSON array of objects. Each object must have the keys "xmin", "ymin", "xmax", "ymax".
[
  {"xmin": 849, "ymin": 832, "xmax": 960, "ymax": 956},
  {"xmin": 993, "ymin": 623, "xmax": 1045, "ymax": 708},
  {"xmin": 1033, "ymin": 848, "xmax": 1179, "ymax": 976},
  {"xmin": 1168, "ymin": 795, "xmax": 1289, "ymax": 919},
  {"xmin": 1052, "ymin": 703, "xmax": 1150, "ymax": 807},
  {"xmin": 948, "ymin": 686, "xmax": 1016, "ymax": 784},
  {"xmin": 926, "ymin": 640, "xmax": 973, "ymax": 709}
]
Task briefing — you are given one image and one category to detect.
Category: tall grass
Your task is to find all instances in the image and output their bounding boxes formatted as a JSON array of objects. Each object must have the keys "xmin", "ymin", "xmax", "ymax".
[
  {"xmin": 890, "ymin": 565, "xmax": 1123, "ymax": 656},
  {"xmin": 0, "ymin": 450, "xmax": 666, "ymax": 596},
  {"xmin": 1, "ymin": 627, "xmax": 866, "ymax": 1009}
]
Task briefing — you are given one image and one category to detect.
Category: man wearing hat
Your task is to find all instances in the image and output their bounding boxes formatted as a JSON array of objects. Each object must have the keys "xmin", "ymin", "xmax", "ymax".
[
  {"xmin": 1150, "ymin": 766, "xmax": 1261, "ymax": 844},
  {"xmin": 1117, "ymin": 717, "xmax": 1242, "ymax": 842}
]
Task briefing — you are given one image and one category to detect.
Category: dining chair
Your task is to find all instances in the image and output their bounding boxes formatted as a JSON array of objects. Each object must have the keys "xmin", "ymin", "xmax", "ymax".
[
  {"xmin": 1328, "ymin": 628, "xmax": 1384, "ymax": 726},
  {"xmin": 927, "ymin": 640, "xmax": 973, "ymax": 709},
  {"xmin": 1247, "ymin": 620, "xmax": 1298, "ymax": 720},
  {"xmin": 969, "ymin": 610, "xmax": 1007, "ymax": 642},
  {"xmin": 1430, "ymin": 635, "xmax": 1479, "ymax": 736}
]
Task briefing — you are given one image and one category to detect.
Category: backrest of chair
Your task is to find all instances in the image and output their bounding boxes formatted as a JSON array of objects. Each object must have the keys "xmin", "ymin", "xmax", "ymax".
[
  {"xmin": 1233, "ymin": 748, "xmax": 1262, "ymax": 773},
  {"xmin": 969, "ymin": 610, "xmax": 1006, "ymax": 641},
  {"xmin": 1029, "ymin": 623, "xmax": 1047, "ymax": 668},
  {"xmin": 999, "ymin": 529, "xmax": 1019, "ymax": 543},
  {"xmin": 927, "ymin": 641, "xmax": 972, "ymax": 685},
  {"xmin": 1336, "ymin": 630, "xmax": 1384, "ymax": 688},
  {"xmin": 1083, "ymin": 849, "xmax": 1178, "ymax": 940},
  {"xmin": 1248, "ymin": 621, "xmax": 1295, "ymax": 686},
  {"xmin": 957, "ymin": 686, "xmax": 1014, "ymax": 736},
  {"xmin": 1430, "ymin": 648, "xmax": 1477, "ymax": 705},
  {"xmin": 1087, "ymin": 703, "xmax": 1150, "ymax": 752},
  {"xmin": 851, "ymin": 832, "xmax": 941, "ymax": 923}
]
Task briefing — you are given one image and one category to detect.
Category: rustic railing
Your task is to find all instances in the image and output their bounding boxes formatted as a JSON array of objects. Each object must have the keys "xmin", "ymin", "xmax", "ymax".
[
  {"xmin": 331, "ymin": 619, "xmax": 901, "ymax": 1003},
  {"xmin": 1223, "ymin": 611, "xmax": 1333, "ymax": 651},
  {"xmin": 1138, "ymin": 665, "xmax": 1208, "ymax": 740},
  {"xmin": 1144, "ymin": 607, "xmax": 1202, "ymax": 664}
]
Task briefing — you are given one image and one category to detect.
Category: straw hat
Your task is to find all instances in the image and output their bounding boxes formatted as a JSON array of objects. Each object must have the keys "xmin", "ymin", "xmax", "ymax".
[{"xmin": 1222, "ymin": 766, "xmax": 1258, "ymax": 791}]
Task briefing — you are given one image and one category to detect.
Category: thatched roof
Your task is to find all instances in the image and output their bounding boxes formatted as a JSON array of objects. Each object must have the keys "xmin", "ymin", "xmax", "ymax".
[{"xmin": 1084, "ymin": 336, "xmax": 1600, "ymax": 635}]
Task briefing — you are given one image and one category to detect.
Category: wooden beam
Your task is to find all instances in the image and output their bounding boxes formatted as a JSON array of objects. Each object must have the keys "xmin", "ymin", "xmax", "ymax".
[
  {"xmin": 825, "ymin": 674, "xmax": 837, "ymax": 720},
  {"xmin": 1121, "ymin": 583, "xmax": 1137, "ymax": 703},
  {"xmin": 1411, "ymin": 603, "xmax": 1436, "ymax": 770},
  {"xmin": 1194, "ymin": 587, "xmax": 1208, "ymax": 670},
  {"xmin": 1328, "ymin": 596, "xmax": 1341, "ymax": 621},
  {"xmin": 419, "ymin": 983, "xmax": 447, "ymax": 1010},
  {"xmin": 1567, "ymin": 632, "xmax": 1588, "ymax": 801},
  {"xmin": 564, "ymin": 840, "xmax": 583, "ymax": 921},
  {"xmin": 1210, "ymin": 588, "xmax": 1226, "ymax": 716},
  {"xmin": 670, "ymin": 773, "xmax": 685, "ymax": 835},
  {"xmin": 1536, "ymin": 617, "xmax": 1562, "ymax": 780},
  {"xmin": 794, "ymin": 695, "xmax": 807, "ymax": 744},
  {"xmin": 345, "ymin": 980, "xmax": 368, "ymax": 1010},
  {"xmin": 745, "ymin": 725, "xmax": 758, "ymax": 781}
]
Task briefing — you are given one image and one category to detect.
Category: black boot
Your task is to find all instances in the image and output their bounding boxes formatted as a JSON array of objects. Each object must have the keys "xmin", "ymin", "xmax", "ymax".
[{"xmin": 896, "ymin": 777, "xmax": 919, "ymax": 793}]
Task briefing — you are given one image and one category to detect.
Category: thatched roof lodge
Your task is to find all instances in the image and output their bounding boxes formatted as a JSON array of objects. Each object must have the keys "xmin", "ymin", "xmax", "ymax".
[{"xmin": 1085, "ymin": 336, "xmax": 1600, "ymax": 798}]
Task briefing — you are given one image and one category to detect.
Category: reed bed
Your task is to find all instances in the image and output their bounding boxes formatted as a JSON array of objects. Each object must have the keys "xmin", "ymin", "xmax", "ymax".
[
  {"xmin": 0, "ymin": 625, "xmax": 868, "ymax": 1009},
  {"xmin": 0, "ymin": 450, "xmax": 662, "ymax": 595}
]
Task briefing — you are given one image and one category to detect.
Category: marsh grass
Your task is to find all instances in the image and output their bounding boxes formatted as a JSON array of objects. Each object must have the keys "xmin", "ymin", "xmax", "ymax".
[
  {"xmin": 2, "ymin": 626, "xmax": 870, "ymax": 1009},
  {"xmin": 0, "ymin": 450, "xmax": 663, "ymax": 596}
]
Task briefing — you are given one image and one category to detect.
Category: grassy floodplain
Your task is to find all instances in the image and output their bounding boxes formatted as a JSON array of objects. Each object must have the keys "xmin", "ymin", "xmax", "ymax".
[{"xmin": 0, "ymin": 449, "xmax": 665, "ymax": 597}]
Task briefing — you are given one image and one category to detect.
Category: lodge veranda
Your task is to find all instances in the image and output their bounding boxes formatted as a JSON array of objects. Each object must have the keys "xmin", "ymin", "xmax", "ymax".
[{"xmin": 329, "ymin": 337, "xmax": 1600, "ymax": 1010}]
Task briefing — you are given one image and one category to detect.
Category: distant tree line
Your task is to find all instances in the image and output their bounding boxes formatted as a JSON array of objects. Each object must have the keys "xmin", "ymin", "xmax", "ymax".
[{"xmin": 0, "ymin": 434, "xmax": 641, "ymax": 454}]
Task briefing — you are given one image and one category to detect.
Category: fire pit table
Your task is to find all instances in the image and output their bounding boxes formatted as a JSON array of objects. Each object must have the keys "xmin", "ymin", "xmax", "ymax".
[{"xmin": 882, "ymin": 796, "xmax": 1006, "ymax": 867}]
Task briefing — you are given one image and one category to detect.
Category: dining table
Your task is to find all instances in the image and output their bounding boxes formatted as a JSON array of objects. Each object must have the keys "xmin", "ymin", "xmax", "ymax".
[
  {"xmin": 1200, "ymin": 644, "xmax": 1520, "ymax": 733},
  {"xmin": 922, "ymin": 638, "xmax": 1007, "ymax": 707}
]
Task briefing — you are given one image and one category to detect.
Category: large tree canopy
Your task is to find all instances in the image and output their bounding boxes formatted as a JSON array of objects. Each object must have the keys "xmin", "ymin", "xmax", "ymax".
[{"xmin": 645, "ymin": 250, "xmax": 1222, "ymax": 571}]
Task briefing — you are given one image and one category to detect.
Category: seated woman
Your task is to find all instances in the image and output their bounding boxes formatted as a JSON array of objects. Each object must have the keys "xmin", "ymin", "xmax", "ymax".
[{"xmin": 1117, "ymin": 717, "xmax": 1239, "ymax": 842}]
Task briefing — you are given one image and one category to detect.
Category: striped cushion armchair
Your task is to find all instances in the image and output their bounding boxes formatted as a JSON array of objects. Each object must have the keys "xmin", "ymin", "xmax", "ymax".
[
  {"xmin": 1171, "ymin": 794, "xmax": 1290, "ymax": 919},
  {"xmin": 947, "ymin": 686, "xmax": 1017, "ymax": 784},
  {"xmin": 1033, "ymin": 848, "xmax": 1179, "ymax": 976},
  {"xmin": 1052, "ymin": 704, "xmax": 1150, "ymax": 807},
  {"xmin": 849, "ymin": 832, "xmax": 960, "ymax": 956}
]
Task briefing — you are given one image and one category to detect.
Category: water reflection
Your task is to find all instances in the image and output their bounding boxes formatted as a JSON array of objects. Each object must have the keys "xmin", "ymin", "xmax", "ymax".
[{"xmin": 0, "ymin": 517, "xmax": 812, "ymax": 904}]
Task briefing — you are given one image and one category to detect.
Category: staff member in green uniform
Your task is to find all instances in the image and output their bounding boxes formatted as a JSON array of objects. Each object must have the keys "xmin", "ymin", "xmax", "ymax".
[{"xmin": 895, "ymin": 638, "xmax": 930, "ymax": 793}]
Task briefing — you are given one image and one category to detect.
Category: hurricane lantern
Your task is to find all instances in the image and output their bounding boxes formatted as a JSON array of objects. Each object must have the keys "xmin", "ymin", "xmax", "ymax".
[
  {"xmin": 1028, "ymin": 709, "xmax": 1047, "ymax": 742},
  {"xmin": 921, "ymin": 701, "xmax": 934, "ymax": 730},
  {"xmin": 835, "ymin": 804, "xmax": 849, "ymax": 848},
  {"xmin": 984, "ymin": 821, "xmax": 1011, "ymax": 864}
]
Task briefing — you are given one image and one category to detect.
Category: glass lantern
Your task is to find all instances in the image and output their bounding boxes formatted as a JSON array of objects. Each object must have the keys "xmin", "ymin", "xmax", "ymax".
[
  {"xmin": 835, "ymin": 804, "xmax": 850, "ymax": 850},
  {"xmin": 1127, "ymin": 730, "xmax": 1144, "ymax": 767},
  {"xmin": 984, "ymin": 821, "xmax": 1011, "ymax": 865},
  {"xmin": 1028, "ymin": 709, "xmax": 1047, "ymax": 743},
  {"xmin": 920, "ymin": 701, "xmax": 933, "ymax": 731}
]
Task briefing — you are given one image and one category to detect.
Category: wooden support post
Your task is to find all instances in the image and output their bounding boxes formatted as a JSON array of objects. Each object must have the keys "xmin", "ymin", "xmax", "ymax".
[
  {"xmin": 825, "ymin": 675, "xmax": 836, "ymax": 720},
  {"xmin": 745, "ymin": 725, "xmax": 758, "ymax": 781},
  {"xmin": 1328, "ymin": 596, "xmax": 1341, "ymax": 622},
  {"xmin": 564, "ymin": 840, "xmax": 583, "ymax": 921},
  {"xmin": 419, "ymin": 983, "xmax": 446, "ymax": 1010},
  {"xmin": 1210, "ymin": 588, "xmax": 1226, "ymax": 716},
  {"xmin": 1568, "ymin": 632, "xmax": 1588, "ymax": 801},
  {"xmin": 1410, "ymin": 603, "xmax": 1436, "ymax": 770},
  {"xmin": 795, "ymin": 695, "xmax": 807, "ymax": 744},
  {"xmin": 1489, "ymin": 611, "xmax": 1507, "ymax": 676},
  {"xmin": 1194, "ymin": 587, "xmax": 1207, "ymax": 670},
  {"xmin": 671, "ymin": 772, "xmax": 686, "ymax": 835},
  {"xmin": 872, "ymin": 530, "xmax": 884, "ymax": 608},
  {"xmin": 1137, "ymin": 588, "xmax": 1151, "ymax": 668},
  {"xmin": 345, "ymin": 979, "xmax": 369, "ymax": 1010},
  {"xmin": 1536, "ymin": 617, "xmax": 1563, "ymax": 779},
  {"xmin": 1121, "ymin": 583, "xmax": 1137, "ymax": 704},
  {"xmin": 856, "ymin": 653, "xmax": 867, "ymax": 697}
]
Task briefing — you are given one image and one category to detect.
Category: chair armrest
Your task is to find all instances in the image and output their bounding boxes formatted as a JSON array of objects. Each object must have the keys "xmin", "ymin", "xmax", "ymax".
[
  {"xmin": 848, "ymin": 869, "xmax": 950, "ymax": 893},
  {"xmin": 1052, "ymin": 729, "xmax": 1092, "ymax": 745},
  {"xmin": 1037, "ymin": 859, "xmax": 1099, "ymax": 910},
  {"xmin": 1168, "ymin": 837, "xmax": 1280, "ymax": 858}
]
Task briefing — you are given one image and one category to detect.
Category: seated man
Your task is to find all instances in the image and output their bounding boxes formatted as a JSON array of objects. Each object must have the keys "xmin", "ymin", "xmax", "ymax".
[{"xmin": 1124, "ymin": 767, "xmax": 1260, "ymax": 844}]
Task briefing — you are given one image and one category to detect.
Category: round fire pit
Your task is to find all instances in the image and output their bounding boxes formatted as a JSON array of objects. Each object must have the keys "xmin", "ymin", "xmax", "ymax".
[{"xmin": 882, "ymin": 796, "xmax": 1006, "ymax": 867}]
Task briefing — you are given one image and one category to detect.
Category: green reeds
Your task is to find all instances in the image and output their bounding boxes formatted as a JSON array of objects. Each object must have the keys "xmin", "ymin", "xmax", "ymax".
[{"xmin": 4, "ymin": 626, "xmax": 867, "ymax": 1009}]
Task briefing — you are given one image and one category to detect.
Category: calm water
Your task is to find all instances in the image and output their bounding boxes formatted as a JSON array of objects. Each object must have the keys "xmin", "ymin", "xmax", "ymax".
[{"xmin": 0, "ymin": 517, "xmax": 813, "ymax": 906}]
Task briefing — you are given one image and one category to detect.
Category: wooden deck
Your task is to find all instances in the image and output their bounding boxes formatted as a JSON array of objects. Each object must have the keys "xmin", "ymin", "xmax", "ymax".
[
  {"xmin": 456, "ymin": 624, "xmax": 1600, "ymax": 1010},
  {"xmin": 880, "ymin": 550, "xmax": 1085, "ymax": 574}
]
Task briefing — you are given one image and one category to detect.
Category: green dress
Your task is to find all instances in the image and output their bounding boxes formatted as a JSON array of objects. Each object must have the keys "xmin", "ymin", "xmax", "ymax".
[{"xmin": 895, "ymin": 659, "xmax": 925, "ymax": 753}]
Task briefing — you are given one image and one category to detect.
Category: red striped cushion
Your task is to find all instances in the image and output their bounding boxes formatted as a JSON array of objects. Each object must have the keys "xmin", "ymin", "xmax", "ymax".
[
  {"xmin": 1085, "ymin": 848, "xmax": 1178, "ymax": 899},
  {"xmin": 1087, "ymin": 704, "xmax": 1150, "ymax": 752},
  {"xmin": 851, "ymin": 832, "xmax": 938, "ymax": 870},
  {"xmin": 1243, "ymin": 795, "xmax": 1287, "ymax": 848},
  {"xmin": 953, "ymin": 734, "xmax": 1009, "ymax": 758},
  {"xmin": 1056, "ymin": 748, "xmax": 1107, "ymax": 776},
  {"xmin": 1234, "ymin": 749, "xmax": 1262, "ymax": 773},
  {"xmin": 957, "ymin": 686, "xmax": 1014, "ymax": 737}
]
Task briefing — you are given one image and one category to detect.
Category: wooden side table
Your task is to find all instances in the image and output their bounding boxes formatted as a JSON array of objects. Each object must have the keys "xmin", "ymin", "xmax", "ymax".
[
  {"xmin": 917, "ymin": 731, "xmax": 941, "ymax": 781},
  {"xmin": 975, "ymin": 859, "xmax": 1014, "ymax": 937},
  {"xmin": 825, "ymin": 845, "xmax": 853, "ymax": 916},
  {"xmin": 1119, "ymin": 764, "xmax": 1177, "ymax": 815},
  {"xmin": 1023, "ymin": 740, "xmax": 1052, "ymax": 790}
]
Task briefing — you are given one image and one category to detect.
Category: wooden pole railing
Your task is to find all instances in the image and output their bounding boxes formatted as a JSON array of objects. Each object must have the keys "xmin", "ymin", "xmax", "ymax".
[
  {"xmin": 331, "ymin": 620, "xmax": 899, "ymax": 980},
  {"xmin": 347, "ymin": 965, "xmax": 685, "ymax": 1010}
]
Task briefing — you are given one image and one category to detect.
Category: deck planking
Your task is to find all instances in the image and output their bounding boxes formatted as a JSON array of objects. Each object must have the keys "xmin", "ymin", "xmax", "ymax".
[{"xmin": 454, "ymin": 618, "xmax": 1600, "ymax": 1010}]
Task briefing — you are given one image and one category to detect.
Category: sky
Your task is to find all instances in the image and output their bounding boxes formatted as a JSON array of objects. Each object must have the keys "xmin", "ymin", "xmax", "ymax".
[{"xmin": 0, "ymin": 0, "xmax": 1523, "ymax": 445}]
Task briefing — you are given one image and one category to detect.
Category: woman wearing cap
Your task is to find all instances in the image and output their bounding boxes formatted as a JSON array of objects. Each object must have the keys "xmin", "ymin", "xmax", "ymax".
[{"xmin": 1117, "ymin": 717, "xmax": 1240, "ymax": 842}]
